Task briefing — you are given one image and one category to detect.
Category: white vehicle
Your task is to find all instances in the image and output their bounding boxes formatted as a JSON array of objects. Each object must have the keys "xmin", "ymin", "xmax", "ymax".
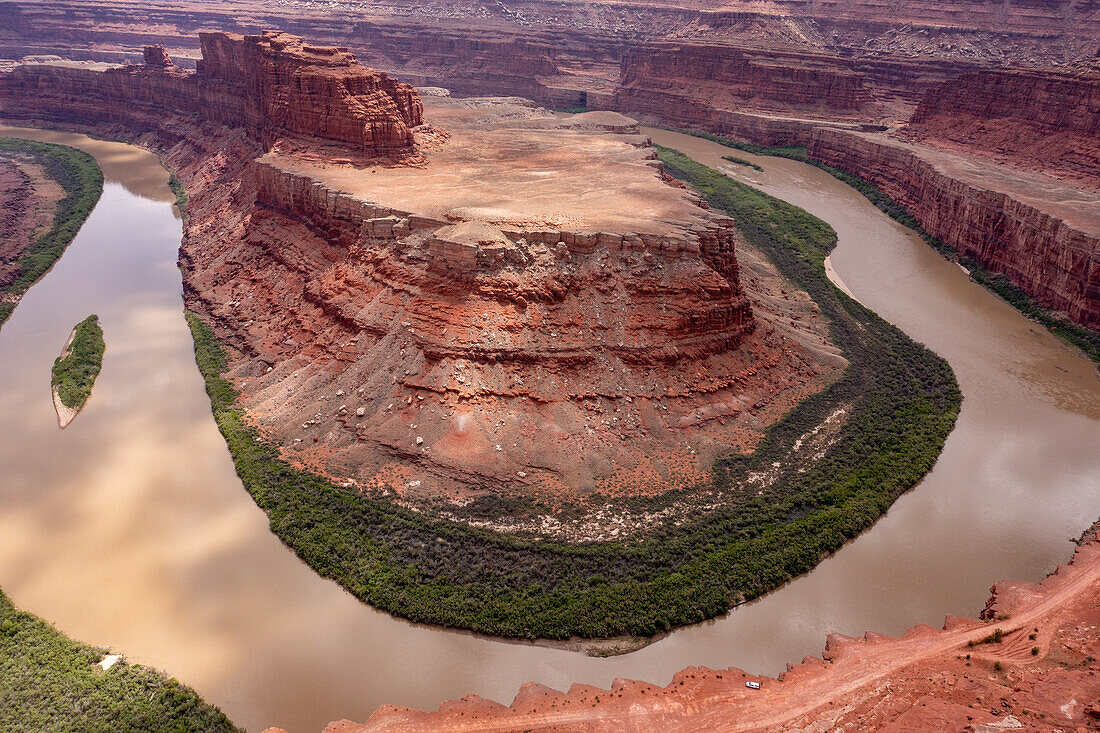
[{"xmin": 745, "ymin": 681, "xmax": 761, "ymax": 690}]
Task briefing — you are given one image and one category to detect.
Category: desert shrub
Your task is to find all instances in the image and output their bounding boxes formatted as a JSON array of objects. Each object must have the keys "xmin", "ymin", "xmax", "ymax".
[
  {"xmin": 0, "ymin": 588, "xmax": 239, "ymax": 732},
  {"xmin": 51, "ymin": 314, "xmax": 105, "ymax": 409}
]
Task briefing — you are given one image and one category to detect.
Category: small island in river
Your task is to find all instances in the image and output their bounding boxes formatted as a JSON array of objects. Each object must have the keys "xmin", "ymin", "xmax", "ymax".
[{"xmin": 51, "ymin": 313, "xmax": 104, "ymax": 428}]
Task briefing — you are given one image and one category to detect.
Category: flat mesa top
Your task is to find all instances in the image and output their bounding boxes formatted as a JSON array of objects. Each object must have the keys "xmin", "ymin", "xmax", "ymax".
[{"xmin": 261, "ymin": 97, "xmax": 721, "ymax": 238}]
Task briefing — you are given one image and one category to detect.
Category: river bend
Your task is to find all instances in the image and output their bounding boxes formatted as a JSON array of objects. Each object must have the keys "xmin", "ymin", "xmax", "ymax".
[{"xmin": 0, "ymin": 126, "xmax": 1096, "ymax": 732}]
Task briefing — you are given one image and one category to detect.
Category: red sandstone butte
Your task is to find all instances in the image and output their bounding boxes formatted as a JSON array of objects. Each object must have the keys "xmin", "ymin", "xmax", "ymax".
[
  {"xmin": 195, "ymin": 96, "xmax": 838, "ymax": 509},
  {"xmin": 0, "ymin": 33, "xmax": 845, "ymax": 521},
  {"xmin": 0, "ymin": 31, "xmax": 422, "ymax": 156},
  {"xmin": 263, "ymin": 522, "xmax": 1100, "ymax": 733},
  {"xmin": 195, "ymin": 31, "xmax": 423, "ymax": 152},
  {"xmin": 142, "ymin": 43, "xmax": 172, "ymax": 68}
]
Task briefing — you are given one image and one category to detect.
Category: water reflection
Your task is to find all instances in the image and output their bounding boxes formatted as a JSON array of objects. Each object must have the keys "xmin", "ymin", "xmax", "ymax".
[{"xmin": 0, "ymin": 126, "xmax": 1095, "ymax": 733}]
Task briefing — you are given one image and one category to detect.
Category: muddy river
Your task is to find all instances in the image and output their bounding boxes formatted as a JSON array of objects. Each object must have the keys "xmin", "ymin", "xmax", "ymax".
[{"xmin": 0, "ymin": 125, "xmax": 1096, "ymax": 732}]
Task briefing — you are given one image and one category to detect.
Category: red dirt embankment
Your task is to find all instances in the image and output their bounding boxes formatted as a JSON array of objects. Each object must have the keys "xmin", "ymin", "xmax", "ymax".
[
  {"xmin": 0, "ymin": 157, "xmax": 37, "ymax": 287},
  {"xmin": 267, "ymin": 521, "xmax": 1100, "ymax": 732}
]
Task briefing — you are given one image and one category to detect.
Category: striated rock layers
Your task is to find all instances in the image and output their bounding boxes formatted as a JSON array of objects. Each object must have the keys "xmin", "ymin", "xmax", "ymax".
[
  {"xmin": 195, "ymin": 31, "xmax": 422, "ymax": 152},
  {"xmin": 4, "ymin": 0, "xmax": 1098, "ymax": 122},
  {"xmin": 0, "ymin": 32, "xmax": 843, "ymax": 508},
  {"xmin": 191, "ymin": 97, "xmax": 832, "ymax": 503},
  {"xmin": 807, "ymin": 130, "xmax": 1100, "ymax": 329},
  {"xmin": 615, "ymin": 42, "xmax": 870, "ymax": 117},
  {"xmin": 904, "ymin": 62, "xmax": 1100, "ymax": 190},
  {"xmin": 270, "ymin": 520, "xmax": 1100, "ymax": 732},
  {"xmin": 0, "ymin": 30, "xmax": 423, "ymax": 155}
]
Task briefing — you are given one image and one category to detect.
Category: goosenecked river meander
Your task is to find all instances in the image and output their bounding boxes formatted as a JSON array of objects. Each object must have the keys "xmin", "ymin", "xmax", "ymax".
[{"xmin": 0, "ymin": 125, "xmax": 1097, "ymax": 733}]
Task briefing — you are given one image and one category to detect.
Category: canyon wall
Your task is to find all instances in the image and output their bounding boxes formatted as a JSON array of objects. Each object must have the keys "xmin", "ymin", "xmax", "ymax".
[
  {"xmin": 0, "ymin": 62, "xmax": 235, "ymax": 144},
  {"xmin": 0, "ymin": 31, "xmax": 423, "ymax": 155},
  {"xmin": 808, "ymin": 130, "xmax": 1100, "ymax": 328},
  {"xmin": 904, "ymin": 62, "xmax": 1100, "ymax": 188},
  {"xmin": 593, "ymin": 50, "xmax": 1100, "ymax": 333},
  {"xmin": 3, "ymin": 0, "xmax": 1098, "ymax": 122},
  {"xmin": 4, "ymin": 0, "xmax": 1097, "ymax": 66},
  {"xmin": 617, "ymin": 43, "xmax": 869, "ymax": 117},
  {"xmin": 344, "ymin": 23, "xmax": 598, "ymax": 108}
]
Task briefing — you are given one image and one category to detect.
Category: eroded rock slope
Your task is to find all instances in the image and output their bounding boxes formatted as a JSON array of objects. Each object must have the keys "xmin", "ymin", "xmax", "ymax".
[{"xmin": 1, "ymin": 35, "xmax": 839, "ymax": 516}]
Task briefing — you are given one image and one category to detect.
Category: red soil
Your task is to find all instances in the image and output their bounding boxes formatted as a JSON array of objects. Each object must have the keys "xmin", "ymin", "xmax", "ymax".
[{"xmin": 0, "ymin": 157, "xmax": 36, "ymax": 288}]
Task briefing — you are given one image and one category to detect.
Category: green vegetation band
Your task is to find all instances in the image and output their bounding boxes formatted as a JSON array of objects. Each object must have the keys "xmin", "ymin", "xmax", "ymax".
[
  {"xmin": 0, "ymin": 137, "xmax": 103, "ymax": 331},
  {"xmin": 168, "ymin": 171, "xmax": 188, "ymax": 213},
  {"xmin": 51, "ymin": 314, "xmax": 105, "ymax": 410},
  {"xmin": 0, "ymin": 588, "xmax": 238, "ymax": 732},
  {"xmin": 185, "ymin": 150, "xmax": 960, "ymax": 640},
  {"xmin": 680, "ymin": 128, "xmax": 1100, "ymax": 363}
]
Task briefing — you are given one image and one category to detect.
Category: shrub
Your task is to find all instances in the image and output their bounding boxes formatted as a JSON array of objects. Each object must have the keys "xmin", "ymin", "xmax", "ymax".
[
  {"xmin": 0, "ymin": 137, "xmax": 103, "ymax": 332},
  {"xmin": 51, "ymin": 314, "xmax": 105, "ymax": 409},
  {"xmin": 182, "ymin": 148, "xmax": 960, "ymax": 639},
  {"xmin": 0, "ymin": 588, "xmax": 239, "ymax": 732}
]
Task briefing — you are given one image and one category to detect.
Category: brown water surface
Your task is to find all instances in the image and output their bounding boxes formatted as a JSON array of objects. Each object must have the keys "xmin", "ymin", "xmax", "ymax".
[{"xmin": 0, "ymin": 126, "xmax": 1096, "ymax": 733}]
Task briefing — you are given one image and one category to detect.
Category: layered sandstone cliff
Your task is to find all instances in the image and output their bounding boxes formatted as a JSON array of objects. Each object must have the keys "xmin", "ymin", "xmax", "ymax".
[
  {"xmin": 903, "ymin": 62, "xmax": 1100, "ymax": 189},
  {"xmin": 346, "ymin": 23, "xmax": 598, "ymax": 109},
  {"xmin": 807, "ymin": 129, "xmax": 1100, "ymax": 329},
  {"xmin": 0, "ymin": 31, "xmax": 851, "ymax": 517},
  {"xmin": 196, "ymin": 31, "xmax": 422, "ymax": 152},
  {"xmin": 0, "ymin": 31, "xmax": 422, "ymax": 155},
  {"xmin": 617, "ymin": 42, "xmax": 870, "ymax": 117},
  {"xmin": 3, "ymin": 0, "xmax": 1098, "ymax": 68},
  {"xmin": 593, "ymin": 42, "xmax": 884, "ymax": 150},
  {"xmin": 2, "ymin": 0, "xmax": 1096, "ymax": 124}
]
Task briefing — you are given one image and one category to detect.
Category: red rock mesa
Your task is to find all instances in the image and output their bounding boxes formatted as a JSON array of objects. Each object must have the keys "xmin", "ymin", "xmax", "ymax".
[{"xmin": 2, "ymin": 33, "xmax": 842, "ymax": 517}]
